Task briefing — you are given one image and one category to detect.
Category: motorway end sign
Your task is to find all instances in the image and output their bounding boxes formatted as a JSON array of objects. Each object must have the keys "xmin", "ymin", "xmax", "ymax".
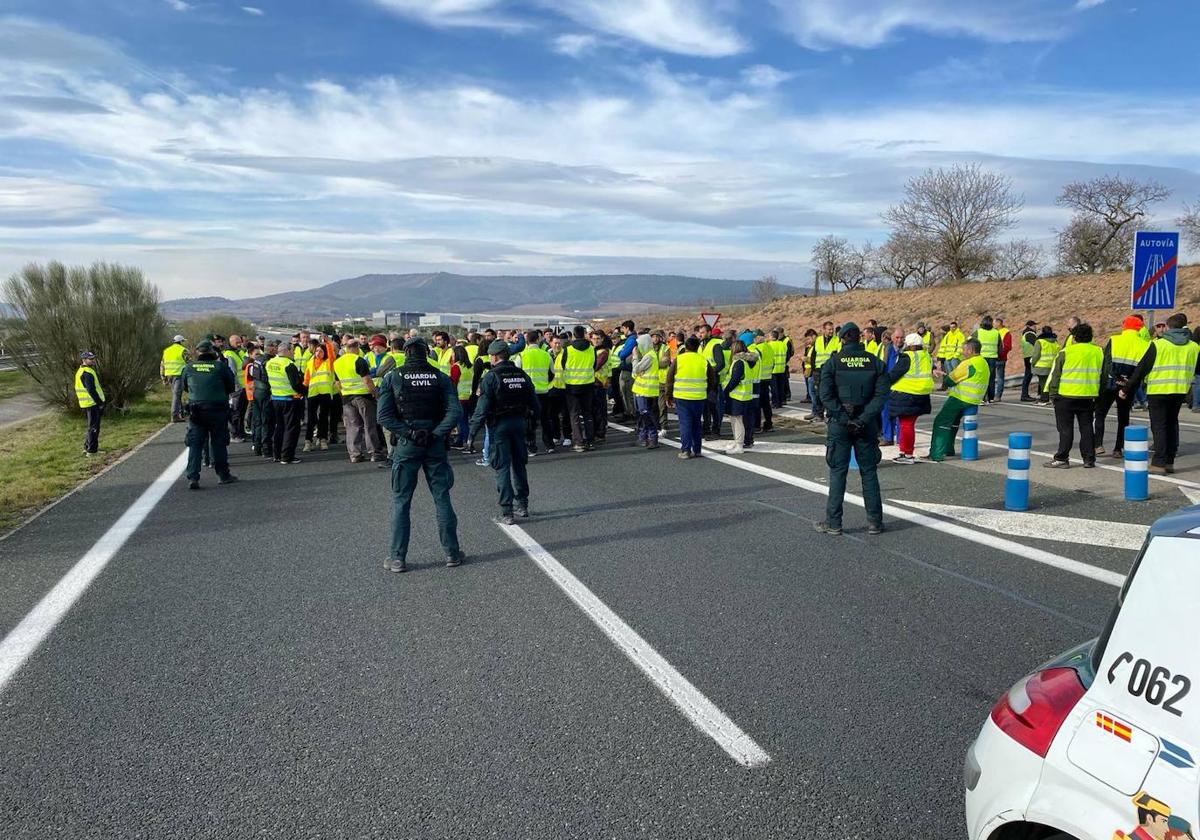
[
  {"xmin": 1131, "ymin": 231, "xmax": 1179, "ymax": 310},
  {"xmin": 701, "ymin": 312, "xmax": 722, "ymax": 329}
]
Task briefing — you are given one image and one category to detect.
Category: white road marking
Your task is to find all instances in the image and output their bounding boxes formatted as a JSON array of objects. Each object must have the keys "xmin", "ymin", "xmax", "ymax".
[
  {"xmin": 0, "ymin": 449, "xmax": 188, "ymax": 694},
  {"xmin": 612, "ymin": 423, "xmax": 1124, "ymax": 588},
  {"xmin": 707, "ymin": 440, "xmax": 826, "ymax": 456},
  {"xmin": 1181, "ymin": 486, "xmax": 1200, "ymax": 506},
  {"xmin": 498, "ymin": 522, "xmax": 772, "ymax": 769},
  {"xmin": 890, "ymin": 500, "xmax": 1147, "ymax": 551}
]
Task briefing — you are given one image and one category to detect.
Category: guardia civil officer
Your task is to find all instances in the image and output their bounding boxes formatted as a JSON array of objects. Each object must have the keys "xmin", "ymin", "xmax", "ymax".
[
  {"xmin": 468, "ymin": 339, "xmax": 539, "ymax": 525},
  {"xmin": 376, "ymin": 336, "xmax": 465, "ymax": 573},
  {"xmin": 180, "ymin": 339, "xmax": 238, "ymax": 490},
  {"xmin": 815, "ymin": 322, "xmax": 890, "ymax": 536}
]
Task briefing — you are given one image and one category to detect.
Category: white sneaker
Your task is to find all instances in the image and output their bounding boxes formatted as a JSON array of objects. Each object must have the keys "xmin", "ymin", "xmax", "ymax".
[
  {"xmin": 302, "ymin": 440, "xmax": 312, "ymax": 452},
  {"xmin": 727, "ymin": 445, "xmax": 744, "ymax": 455},
  {"xmin": 319, "ymin": 440, "xmax": 329, "ymax": 450},
  {"xmin": 892, "ymin": 454, "xmax": 916, "ymax": 465},
  {"xmin": 562, "ymin": 438, "xmax": 572, "ymax": 447}
]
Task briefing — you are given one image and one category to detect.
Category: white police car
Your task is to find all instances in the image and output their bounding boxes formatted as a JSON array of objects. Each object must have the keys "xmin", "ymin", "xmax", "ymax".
[{"xmin": 965, "ymin": 505, "xmax": 1199, "ymax": 840}]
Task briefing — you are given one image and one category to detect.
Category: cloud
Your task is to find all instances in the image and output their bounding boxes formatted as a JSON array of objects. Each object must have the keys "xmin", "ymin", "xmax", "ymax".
[
  {"xmin": 1075, "ymin": 0, "xmax": 1105, "ymax": 8},
  {"xmin": 768, "ymin": 0, "xmax": 1067, "ymax": 49},
  {"xmin": 548, "ymin": 0, "xmax": 746, "ymax": 56},
  {"xmin": 0, "ymin": 94, "xmax": 113, "ymax": 114},
  {"xmin": 369, "ymin": 0, "xmax": 524, "ymax": 31},
  {"xmin": 164, "ymin": 0, "xmax": 193, "ymax": 11},
  {"xmin": 0, "ymin": 177, "xmax": 106, "ymax": 227},
  {"xmin": 552, "ymin": 33, "xmax": 598, "ymax": 57},
  {"xmin": 0, "ymin": 17, "xmax": 124, "ymax": 70},
  {"xmin": 740, "ymin": 64, "xmax": 793, "ymax": 89},
  {"xmin": 241, "ymin": 5, "xmax": 265, "ymax": 15}
]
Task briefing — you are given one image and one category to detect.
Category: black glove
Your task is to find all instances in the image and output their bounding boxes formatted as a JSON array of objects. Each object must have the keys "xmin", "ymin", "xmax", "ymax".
[
  {"xmin": 846, "ymin": 419, "xmax": 866, "ymax": 439},
  {"xmin": 405, "ymin": 428, "xmax": 432, "ymax": 447}
]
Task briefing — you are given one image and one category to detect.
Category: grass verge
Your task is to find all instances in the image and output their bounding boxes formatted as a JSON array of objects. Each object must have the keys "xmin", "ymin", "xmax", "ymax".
[
  {"xmin": 0, "ymin": 369, "xmax": 37, "ymax": 400},
  {"xmin": 0, "ymin": 388, "xmax": 170, "ymax": 535}
]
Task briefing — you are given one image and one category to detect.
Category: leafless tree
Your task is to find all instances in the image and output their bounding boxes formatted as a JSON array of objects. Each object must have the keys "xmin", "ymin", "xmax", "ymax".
[
  {"xmin": 988, "ymin": 239, "xmax": 1045, "ymax": 281},
  {"xmin": 751, "ymin": 275, "xmax": 783, "ymax": 304},
  {"xmin": 875, "ymin": 232, "xmax": 942, "ymax": 289},
  {"xmin": 883, "ymin": 163, "xmax": 1021, "ymax": 283},
  {"xmin": 1056, "ymin": 174, "xmax": 1170, "ymax": 272},
  {"xmin": 841, "ymin": 241, "xmax": 875, "ymax": 291},
  {"xmin": 1180, "ymin": 201, "xmax": 1200, "ymax": 249},
  {"xmin": 810, "ymin": 235, "xmax": 851, "ymax": 294},
  {"xmin": 1055, "ymin": 215, "xmax": 1130, "ymax": 274}
]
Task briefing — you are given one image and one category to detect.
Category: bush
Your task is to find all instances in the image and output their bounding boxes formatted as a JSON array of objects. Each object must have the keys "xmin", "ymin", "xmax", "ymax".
[
  {"xmin": 3, "ymin": 262, "xmax": 168, "ymax": 410},
  {"xmin": 174, "ymin": 315, "xmax": 255, "ymax": 349}
]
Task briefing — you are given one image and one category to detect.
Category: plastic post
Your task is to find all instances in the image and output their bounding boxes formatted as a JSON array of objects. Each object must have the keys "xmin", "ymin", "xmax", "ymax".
[
  {"xmin": 961, "ymin": 407, "xmax": 979, "ymax": 461},
  {"xmin": 850, "ymin": 446, "xmax": 859, "ymax": 471},
  {"xmin": 1005, "ymin": 432, "xmax": 1032, "ymax": 511},
  {"xmin": 1124, "ymin": 426, "xmax": 1149, "ymax": 501}
]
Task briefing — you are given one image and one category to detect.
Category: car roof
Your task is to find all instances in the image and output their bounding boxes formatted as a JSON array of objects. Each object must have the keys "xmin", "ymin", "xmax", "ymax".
[{"xmin": 1149, "ymin": 503, "xmax": 1200, "ymax": 539}]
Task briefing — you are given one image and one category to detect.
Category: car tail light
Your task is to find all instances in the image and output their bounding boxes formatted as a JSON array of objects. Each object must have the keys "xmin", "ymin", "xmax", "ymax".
[{"xmin": 990, "ymin": 667, "xmax": 1086, "ymax": 757}]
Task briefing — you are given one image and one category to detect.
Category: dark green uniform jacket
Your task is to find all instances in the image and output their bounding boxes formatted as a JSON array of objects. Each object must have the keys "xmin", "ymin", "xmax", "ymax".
[
  {"xmin": 818, "ymin": 341, "xmax": 890, "ymax": 428},
  {"xmin": 181, "ymin": 354, "xmax": 236, "ymax": 403},
  {"xmin": 468, "ymin": 360, "xmax": 540, "ymax": 440}
]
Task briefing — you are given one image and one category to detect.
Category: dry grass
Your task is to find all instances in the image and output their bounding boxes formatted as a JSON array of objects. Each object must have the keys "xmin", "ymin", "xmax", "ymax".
[{"xmin": 0, "ymin": 389, "xmax": 170, "ymax": 534}]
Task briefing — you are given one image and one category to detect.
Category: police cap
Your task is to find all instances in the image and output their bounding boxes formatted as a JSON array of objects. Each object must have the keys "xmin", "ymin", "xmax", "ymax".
[
  {"xmin": 487, "ymin": 339, "xmax": 508, "ymax": 355},
  {"xmin": 403, "ymin": 336, "xmax": 429, "ymax": 352},
  {"xmin": 196, "ymin": 340, "xmax": 215, "ymax": 353}
]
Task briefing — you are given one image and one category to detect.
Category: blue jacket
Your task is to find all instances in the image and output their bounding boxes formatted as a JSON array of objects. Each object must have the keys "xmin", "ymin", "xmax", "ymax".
[{"xmin": 616, "ymin": 334, "xmax": 637, "ymax": 371}]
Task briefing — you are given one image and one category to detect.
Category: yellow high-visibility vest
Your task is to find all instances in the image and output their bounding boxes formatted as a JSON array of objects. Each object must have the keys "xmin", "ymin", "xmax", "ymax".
[
  {"xmin": 814, "ymin": 335, "xmax": 841, "ymax": 368},
  {"xmin": 672, "ymin": 352, "xmax": 708, "ymax": 401},
  {"xmin": 306, "ymin": 357, "xmax": 334, "ymax": 396},
  {"xmin": 950, "ymin": 356, "xmax": 989, "ymax": 405},
  {"xmin": 559, "ymin": 345, "xmax": 596, "ymax": 387},
  {"xmin": 728, "ymin": 357, "xmax": 756, "ymax": 402},
  {"xmin": 632, "ymin": 351, "xmax": 660, "ymax": 397},
  {"xmin": 1033, "ymin": 338, "xmax": 1059, "ymax": 374},
  {"xmin": 1145, "ymin": 339, "xmax": 1200, "ymax": 396},
  {"xmin": 1109, "ymin": 330, "xmax": 1150, "ymax": 369},
  {"xmin": 266, "ymin": 356, "xmax": 298, "ymax": 398},
  {"xmin": 334, "ymin": 353, "xmax": 369, "ymax": 396},
  {"xmin": 891, "ymin": 350, "xmax": 934, "ymax": 396},
  {"xmin": 162, "ymin": 343, "xmax": 186, "ymax": 376},
  {"xmin": 1056, "ymin": 343, "xmax": 1103, "ymax": 398},
  {"xmin": 976, "ymin": 328, "xmax": 1000, "ymax": 359},
  {"xmin": 522, "ymin": 346, "xmax": 552, "ymax": 394},
  {"xmin": 75, "ymin": 366, "xmax": 104, "ymax": 408}
]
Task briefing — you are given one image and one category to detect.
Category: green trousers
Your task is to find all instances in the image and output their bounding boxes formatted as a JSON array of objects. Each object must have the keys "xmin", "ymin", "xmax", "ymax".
[
  {"xmin": 390, "ymin": 437, "xmax": 460, "ymax": 561},
  {"xmin": 825, "ymin": 420, "xmax": 883, "ymax": 529},
  {"xmin": 928, "ymin": 396, "xmax": 970, "ymax": 461}
]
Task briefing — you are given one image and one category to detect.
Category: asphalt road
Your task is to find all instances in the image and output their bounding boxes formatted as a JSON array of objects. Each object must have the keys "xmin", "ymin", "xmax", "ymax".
[{"xmin": 1, "ymin": 390, "xmax": 1193, "ymax": 838}]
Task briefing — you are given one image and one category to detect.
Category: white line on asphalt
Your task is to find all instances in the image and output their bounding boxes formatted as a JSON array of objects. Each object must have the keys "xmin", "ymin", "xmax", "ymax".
[
  {"xmin": 889, "ymin": 500, "xmax": 1147, "ymax": 551},
  {"xmin": 1181, "ymin": 486, "xmax": 1200, "ymax": 506},
  {"xmin": 497, "ymin": 522, "xmax": 773, "ymax": 769},
  {"xmin": 705, "ymin": 441, "xmax": 826, "ymax": 456},
  {"xmin": 0, "ymin": 448, "xmax": 188, "ymax": 694},
  {"xmin": 611, "ymin": 423, "xmax": 1124, "ymax": 588}
]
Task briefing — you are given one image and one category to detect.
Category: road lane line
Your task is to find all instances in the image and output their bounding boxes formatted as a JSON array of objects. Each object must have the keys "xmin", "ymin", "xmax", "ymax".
[
  {"xmin": 611, "ymin": 423, "xmax": 1124, "ymax": 588},
  {"xmin": 890, "ymin": 500, "xmax": 1147, "ymax": 551},
  {"xmin": 497, "ymin": 522, "xmax": 772, "ymax": 769},
  {"xmin": 0, "ymin": 449, "xmax": 188, "ymax": 694}
]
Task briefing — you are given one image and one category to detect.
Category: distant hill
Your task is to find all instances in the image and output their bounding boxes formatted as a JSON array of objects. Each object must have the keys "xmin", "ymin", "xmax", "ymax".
[{"xmin": 161, "ymin": 272, "xmax": 802, "ymax": 321}]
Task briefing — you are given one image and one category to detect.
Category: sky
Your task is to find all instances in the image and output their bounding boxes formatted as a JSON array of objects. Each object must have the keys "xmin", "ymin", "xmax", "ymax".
[{"xmin": 1, "ymin": 0, "xmax": 1199, "ymax": 299}]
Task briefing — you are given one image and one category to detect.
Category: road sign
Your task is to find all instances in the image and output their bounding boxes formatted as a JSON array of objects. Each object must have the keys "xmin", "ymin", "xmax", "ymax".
[
  {"xmin": 1131, "ymin": 231, "xmax": 1179, "ymax": 310},
  {"xmin": 701, "ymin": 312, "xmax": 721, "ymax": 329}
]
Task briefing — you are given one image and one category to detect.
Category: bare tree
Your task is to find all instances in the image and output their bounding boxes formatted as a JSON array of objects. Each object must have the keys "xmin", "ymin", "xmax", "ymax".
[
  {"xmin": 810, "ymin": 235, "xmax": 851, "ymax": 294},
  {"xmin": 841, "ymin": 241, "xmax": 875, "ymax": 292},
  {"xmin": 988, "ymin": 239, "xmax": 1045, "ymax": 281},
  {"xmin": 875, "ymin": 232, "xmax": 942, "ymax": 289},
  {"xmin": 883, "ymin": 163, "xmax": 1021, "ymax": 283},
  {"xmin": 751, "ymin": 275, "xmax": 783, "ymax": 304},
  {"xmin": 1057, "ymin": 174, "xmax": 1171, "ymax": 272},
  {"xmin": 1180, "ymin": 201, "xmax": 1200, "ymax": 249},
  {"xmin": 1055, "ymin": 215, "xmax": 1129, "ymax": 274}
]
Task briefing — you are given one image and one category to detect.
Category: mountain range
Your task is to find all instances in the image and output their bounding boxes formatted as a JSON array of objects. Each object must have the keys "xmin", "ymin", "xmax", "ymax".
[{"xmin": 160, "ymin": 272, "xmax": 801, "ymax": 322}]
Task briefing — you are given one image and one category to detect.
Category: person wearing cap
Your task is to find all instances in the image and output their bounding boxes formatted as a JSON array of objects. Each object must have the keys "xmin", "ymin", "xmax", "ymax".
[
  {"xmin": 814, "ymin": 323, "xmax": 889, "ymax": 535},
  {"xmin": 1093, "ymin": 315, "xmax": 1149, "ymax": 458},
  {"xmin": 75, "ymin": 351, "xmax": 106, "ymax": 455},
  {"xmin": 376, "ymin": 336, "xmax": 465, "ymax": 572},
  {"xmin": 468, "ymin": 339, "xmax": 539, "ymax": 525},
  {"xmin": 179, "ymin": 340, "xmax": 238, "ymax": 489},
  {"xmin": 886, "ymin": 333, "xmax": 934, "ymax": 464},
  {"xmin": 334, "ymin": 339, "xmax": 385, "ymax": 463},
  {"xmin": 362, "ymin": 334, "xmax": 393, "ymax": 454},
  {"xmin": 161, "ymin": 334, "xmax": 189, "ymax": 422}
]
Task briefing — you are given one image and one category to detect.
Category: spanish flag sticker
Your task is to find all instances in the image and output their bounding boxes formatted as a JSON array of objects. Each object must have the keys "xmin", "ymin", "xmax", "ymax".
[{"xmin": 1096, "ymin": 711, "xmax": 1133, "ymax": 743}]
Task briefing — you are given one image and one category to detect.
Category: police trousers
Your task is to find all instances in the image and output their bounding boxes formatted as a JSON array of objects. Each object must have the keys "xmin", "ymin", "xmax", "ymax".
[
  {"xmin": 187, "ymin": 402, "xmax": 231, "ymax": 481},
  {"xmin": 825, "ymin": 420, "xmax": 883, "ymax": 529},
  {"xmin": 390, "ymin": 437, "xmax": 460, "ymax": 561},
  {"xmin": 489, "ymin": 416, "xmax": 529, "ymax": 512}
]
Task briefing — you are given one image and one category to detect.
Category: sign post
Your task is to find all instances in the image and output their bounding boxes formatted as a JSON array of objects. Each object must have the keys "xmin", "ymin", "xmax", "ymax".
[
  {"xmin": 700, "ymin": 312, "xmax": 722, "ymax": 331},
  {"xmin": 1131, "ymin": 231, "xmax": 1180, "ymax": 325}
]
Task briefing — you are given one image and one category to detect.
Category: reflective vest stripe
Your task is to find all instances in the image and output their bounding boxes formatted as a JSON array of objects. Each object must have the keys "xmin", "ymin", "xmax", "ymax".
[
  {"xmin": 307, "ymin": 360, "xmax": 334, "ymax": 395},
  {"xmin": 1146, "ymin": 339, "xmax": 1200, "ymax": 395},
  {"xmin": 1033, "ymin": 339, "xmax": 1059, "ymax": 373},
  {"xmin": 1056, "ymin": 343, "xmax": 1103, "ymax": 398},
  {"xmin": 950, "ymin": 358, "xmax": 989, "ymax": 405},
  {"xmin": 560, "ymin": 346, "xmax": 596, "ymax": 387},
  {"xmin": 632, "ymin": 354, "xmax": 659, "ymax": 396},
  {"xmin": 729, "ymin": 359, "xmax": 755, "ymax": 402}
]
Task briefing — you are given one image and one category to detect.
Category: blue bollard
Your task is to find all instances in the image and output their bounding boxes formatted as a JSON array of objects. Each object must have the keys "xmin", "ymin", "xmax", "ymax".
[
  {"xmin": 961, "ymin": 407, "xmax": 979, "ymax": 461},
  {"xmin": 1124, "ymin": 426, "xmax": 1149, "ymax": 501},
  {"xmin": 1006, "ymin": 432, "xmax": 1032, "ymax": 511},
  {"xmin": 850, "ymin": 446, "xmax": 859, "ymax": 471}
]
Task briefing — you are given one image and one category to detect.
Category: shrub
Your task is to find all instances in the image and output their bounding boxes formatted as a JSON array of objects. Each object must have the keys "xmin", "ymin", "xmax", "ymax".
[{"xmin": 3, "ymin": 262, "xmax": 168, "ymax": 410}]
